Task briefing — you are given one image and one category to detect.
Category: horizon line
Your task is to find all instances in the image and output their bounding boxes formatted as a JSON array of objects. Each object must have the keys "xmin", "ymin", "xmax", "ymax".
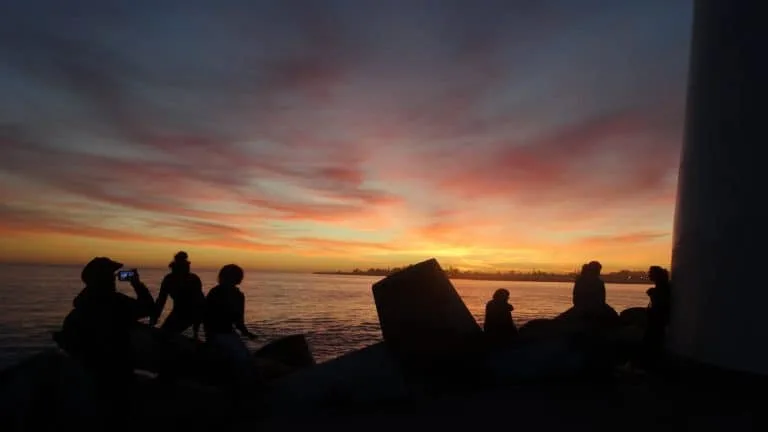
[{"xmin": 0, "ymin": 260, "xmax": 658, "ymax": 274}]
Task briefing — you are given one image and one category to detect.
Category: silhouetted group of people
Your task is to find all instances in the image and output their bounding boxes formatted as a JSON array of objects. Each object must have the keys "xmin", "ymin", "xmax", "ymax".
[
  {"xmin": 483, "ymin": 261, "xmax": 672, "ymax": 363},
  {"xmin": 56, "ymin": 252, "xmax": 256, "ymax": 409},
  {"xmin": 56, "ymin": 252, "xmax": 672, "ymax": 412}
]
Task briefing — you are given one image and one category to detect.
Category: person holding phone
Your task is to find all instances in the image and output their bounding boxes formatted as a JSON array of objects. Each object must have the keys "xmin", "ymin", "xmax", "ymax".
[{"xmin": 57, "ymin": 257, "xmax": 155, "ymax": 407}]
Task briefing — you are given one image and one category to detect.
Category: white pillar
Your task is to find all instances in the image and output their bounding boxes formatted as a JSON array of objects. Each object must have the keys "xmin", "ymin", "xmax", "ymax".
[{"xmin": 669, "ymin": 0, "xmax": 768, "ymax": 375}]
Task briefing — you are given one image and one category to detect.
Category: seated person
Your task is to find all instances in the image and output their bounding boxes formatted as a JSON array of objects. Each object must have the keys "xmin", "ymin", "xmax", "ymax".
[
  {"xmin": 152, "ymin": 251, "xmax": 205, "ymax": 339},
  {"xmin": 203, "ymin": 264, "xmax": 257, "ymax": 394},
  {"xmin": 484, "ymin": 288, "xmax": 518, "ymax": 346}
]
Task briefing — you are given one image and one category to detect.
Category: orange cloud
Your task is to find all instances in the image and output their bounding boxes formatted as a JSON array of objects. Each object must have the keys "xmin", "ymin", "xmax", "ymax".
[{"xmin": 0, "ymin": 1, "xmax": 691, "ymax": 271}]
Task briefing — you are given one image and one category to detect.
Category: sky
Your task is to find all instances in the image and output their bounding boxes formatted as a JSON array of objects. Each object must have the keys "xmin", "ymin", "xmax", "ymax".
[{"xmin": 0, "ymin": 0, "xmax": 692, "ymax": 272}]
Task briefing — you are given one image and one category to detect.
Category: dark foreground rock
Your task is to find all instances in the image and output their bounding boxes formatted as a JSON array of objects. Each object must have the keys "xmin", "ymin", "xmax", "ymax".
[
  {"xmin": 254, "ymin": 366, "xmax": 767, "ymax": 432},
  {"xmin": 122, "ymin": 326, "xmax": 315, "ymax": 384},
  {"xmin": 372, "ymin": 258, "xmax": 482, "ymax": 352},
  {"xmin": 254, "ymin": 334, "xmax": 315, "ymax": 369},
  {"xmin": 372, "ymin": 258, "xmax": 487, "ymax": 391},
  {"xmin": 619, "ymin": 306, "xmax": 648, "ymax": 329},
  {"xmin": 263, "ymin": 342, "xmax": 409, "ymax": 415}
]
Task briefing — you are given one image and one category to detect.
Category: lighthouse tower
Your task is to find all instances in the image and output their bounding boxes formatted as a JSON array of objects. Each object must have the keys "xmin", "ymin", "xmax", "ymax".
[{"xmin": 669, "ymin": 0, "xmax": 768, "ymax": 375}]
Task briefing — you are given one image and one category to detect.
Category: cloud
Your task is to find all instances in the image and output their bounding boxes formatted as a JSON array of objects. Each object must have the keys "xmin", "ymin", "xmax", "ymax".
[
  {"xmin": 0, "ymin": 0, "xmax": 692, "ymax": 269},
  {"xmin": 573, "ymin": 231, "xmax": 670, "ymax": 247}
]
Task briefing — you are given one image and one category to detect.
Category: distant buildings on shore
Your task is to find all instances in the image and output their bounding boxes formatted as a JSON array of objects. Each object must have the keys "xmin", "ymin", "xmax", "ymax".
[{"xmin": 314, "ymin": 266, "xmax": 651, "ymax": 285}]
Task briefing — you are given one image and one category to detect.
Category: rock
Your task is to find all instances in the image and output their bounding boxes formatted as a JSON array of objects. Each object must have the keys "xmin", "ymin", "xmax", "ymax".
[
  {"xmin": 517, "ymin": 305, "xmax": 637, "ymax": 373},
  {"xmin": 518, "ymin": 318, "xmax": 579, "ymax": 341},
  {"xmin": 129, "ymin": 324, "xmax": 202, "ymax": 373},
  {"xmin": 619, "ymin": 307, "xmax": 648, "ymax": 329},
  {"xmin": 0, "ymin": 349, "xmax": 101, "ymax": 429},
  {"xmin": 555, "ymin": 305, "xmax": 621, "ymax": 332},
  {"xmin": 371, "ymin": 258, "xmax": 486, "ymax": 389},
  {"xmin": 250, "ymin": 335, "xmax": 316, "ymax": 382},
  {"xmin": 253, "ymin": 334, "xmax": 315, "ymax": 369},
  {"xmin": 56, "ymin": 325, "xmax": 316, "ymax": 388},
  {"xmin": 485, "ymin": 339, "xmax": 587, "ymax": 383},
  {"xmin": 372, "ymin": 258, "xmax": 482, "ymax": 356},
  {"xmin": 264, "ymin": 342, "xmax": 410, "ymax": 414}
]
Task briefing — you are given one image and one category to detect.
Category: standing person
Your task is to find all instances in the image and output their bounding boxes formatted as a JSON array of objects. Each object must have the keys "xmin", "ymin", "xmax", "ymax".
[
  {"xmin": 204, "ymin": 264, "xmax": 257, "ymax": 398},
  {"xmin": 151, "ymin": 251, "xmax": 205, "ymax": 339},
  {"xmin": 57, "ymin": 258, "xmax": 154, "ymax": 415},
  {"xmin": 644, "ymin": 266, "xmax": 672, "ymax": 363},
  {"xmin": 484, "ymin": 288, "xmax": 518, "ymax": 347}
]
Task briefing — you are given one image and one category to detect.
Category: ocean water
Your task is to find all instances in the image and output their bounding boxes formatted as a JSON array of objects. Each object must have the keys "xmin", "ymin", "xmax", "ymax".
[{"xmin": 0, "ymin": 263, "xmax": 650, "ymax": 370}]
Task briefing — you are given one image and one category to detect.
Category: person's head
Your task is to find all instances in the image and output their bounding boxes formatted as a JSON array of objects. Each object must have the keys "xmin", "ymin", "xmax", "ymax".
[
  {"xmin": 218, "ymin": 264, "xmax": 244, "ymax": 286},
  {"xmin": 648, "ymin": 266, "xmax": 669, "ymax": 283},
  {"xmin": 81, "ymin": 257, "xmax": 123, "ymax": 290},
  {"xmin": 492, "ymin": 288, "xmax": 510, "ymax": 303},
  {"xmin": 169, "ymin": 251, "xmax": 191, "ymax": 274},
  {"xmin": 580, "ymin": 264, "xmax": 589, "ymax": 276},
  {"xmin": 587, "ymin": 260, "xmax": 602, "ymax": 276}
]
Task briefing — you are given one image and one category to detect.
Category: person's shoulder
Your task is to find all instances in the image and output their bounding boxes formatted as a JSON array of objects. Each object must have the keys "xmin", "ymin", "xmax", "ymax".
[{"xmin": 206, "ymin": 285, "xmax": 221, "ymax": 297}]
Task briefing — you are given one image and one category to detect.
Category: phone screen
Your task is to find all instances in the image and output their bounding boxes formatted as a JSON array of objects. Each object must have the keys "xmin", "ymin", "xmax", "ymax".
[{"xmin": 117, "ymin": 270, "xmax": 134, "ymax": 281}]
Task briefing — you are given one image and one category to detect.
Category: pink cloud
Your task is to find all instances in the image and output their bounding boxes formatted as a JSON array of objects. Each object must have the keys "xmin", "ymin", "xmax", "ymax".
[
  {"xmin": 0, "ymin": 9, "xmax": 688, "ymax": 270},
  {"xmin": 0, "ymin": 204, "xmax": 284, "ymax": 252}
]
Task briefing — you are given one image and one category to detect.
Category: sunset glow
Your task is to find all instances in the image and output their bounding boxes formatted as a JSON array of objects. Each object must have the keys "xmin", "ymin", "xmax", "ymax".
[{"xmin": 0, "ymin": 1, "xmax": 692, "ymax": 272}]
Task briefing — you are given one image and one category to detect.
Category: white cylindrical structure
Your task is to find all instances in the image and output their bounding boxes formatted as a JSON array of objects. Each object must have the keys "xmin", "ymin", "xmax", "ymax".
[{"xmin": 669, "ymin": 0, "xmax": 768, "ymax": 375}]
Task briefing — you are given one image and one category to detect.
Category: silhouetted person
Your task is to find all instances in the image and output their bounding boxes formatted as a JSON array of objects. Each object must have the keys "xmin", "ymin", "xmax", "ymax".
[
  {"xmin": 151, "ymin": 251, "xmax": 205, "ymax": 339},
  {"xmin": 572, "ymin": 260, "xmax": 607, "ymax": 312},
  {"xmin": 644, "ymin": 266, "xmax": 671, "ymax": 362},
  {"xmin": 57, "ymin": 258, "xmax": 154, "ymax": 410},
  {"xmin": 204, "ymin": 264, "xmax": 257, "ymax": 397},
  {"xmin": 484, "ymin": 288, "xmax": 518, "ymax": 346}
]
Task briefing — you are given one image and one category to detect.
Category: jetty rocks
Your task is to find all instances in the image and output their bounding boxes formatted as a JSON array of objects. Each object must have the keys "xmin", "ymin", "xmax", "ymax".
[
  {"xmin": 1, "ymin": 257, "xmax": 651, "ymax": 424},
  {"xmin": 267, "ymin": 258, "xmax": 648, "ymax": 412},
  {"xmin": 371, "ymin": 258, "xmax": 644, "ymax": 388}
]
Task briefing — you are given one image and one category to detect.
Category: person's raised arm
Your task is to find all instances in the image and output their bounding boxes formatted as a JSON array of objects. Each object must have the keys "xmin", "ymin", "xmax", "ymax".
[
  {"xmin": 152, "ymin": 276, "xmax": 170, "ymax": 326},
  {"xmin": 128, "ymin": 270, "xmax": 155, "ymax": 320}
]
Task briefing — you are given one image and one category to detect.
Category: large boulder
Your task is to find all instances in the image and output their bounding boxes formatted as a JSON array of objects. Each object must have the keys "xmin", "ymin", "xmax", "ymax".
[
  {"xmin": 263, "ymin": 342, "xmax": 410, "ymax": 414},
  {"xmin": 251, "ymin": 335, "xmax": 316, "ymax": 382},
  {"xmin": 372, "ymin": 259, "xmax": 482, "ymax": 353},
  {"xmin": 620, "ymin": 307, "xmax": 648, "ymax": 329},
  {"xmin": 517, "ymin": 305, "xmax": 639, "ymax": 373},
  {"xmin": 55, "ymin": 326, "xmax": 315, "ymax": 387},
  {"xmin": 371, "ymin": 258, "xmax": 486, "ymax": 388},
  {"xmin": 253, "ymin": 334, "xmax": 315, "ymax": 369},
  {"xmin": 484, "ymin": 338, "xmax": 588, "ymax": 383}
]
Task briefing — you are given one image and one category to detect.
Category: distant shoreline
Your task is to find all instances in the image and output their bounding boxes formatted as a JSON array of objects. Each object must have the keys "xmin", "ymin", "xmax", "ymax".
[{"xmin": 312, "ymin": 271, "xmax": 651, "ymax": 285}]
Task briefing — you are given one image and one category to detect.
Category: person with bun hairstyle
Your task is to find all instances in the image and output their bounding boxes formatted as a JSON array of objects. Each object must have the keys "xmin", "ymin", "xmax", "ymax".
[{"xmin": 152, "ymin": 251, "xmax": 205, "ymax": 340}]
